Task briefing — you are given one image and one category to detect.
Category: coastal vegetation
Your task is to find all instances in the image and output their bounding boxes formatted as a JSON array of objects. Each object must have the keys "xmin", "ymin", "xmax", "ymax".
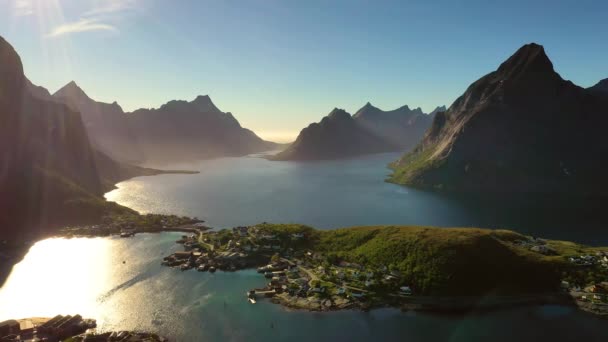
[{"xmin": 161, "ymin": 222, "xmax": 608, "ymax": 315}]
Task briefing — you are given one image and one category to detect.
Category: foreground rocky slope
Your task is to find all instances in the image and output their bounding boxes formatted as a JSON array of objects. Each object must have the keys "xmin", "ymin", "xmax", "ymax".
[{"xmin": 390, "ymin": 43, "xmax": 608, "ymax": 194}]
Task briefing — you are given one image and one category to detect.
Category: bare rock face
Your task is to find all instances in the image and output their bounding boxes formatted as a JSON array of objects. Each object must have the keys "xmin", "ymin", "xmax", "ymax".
[{"xmin": 390, "ymin": 43, "xmax": 608, "ymax": 195}]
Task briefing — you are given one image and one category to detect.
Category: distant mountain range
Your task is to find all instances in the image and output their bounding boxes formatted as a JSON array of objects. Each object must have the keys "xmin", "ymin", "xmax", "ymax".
[
  {"xmin": 28, "ymin": 80, "xmax": 279, "ymax": 165},
  {"xmin": 272, "ymin": 104, "xmax": 440, "ymax": 161},
  {"xmin": 389, "ymin": 43, "xmax": 608, "ymax": 194},
  {"xmin": 0, "ymin": 36, "xmax": 168, "ymax": 239},
  {"xmin": 127, "ymin": 95, "xmax": 277, "ymax": 164}
]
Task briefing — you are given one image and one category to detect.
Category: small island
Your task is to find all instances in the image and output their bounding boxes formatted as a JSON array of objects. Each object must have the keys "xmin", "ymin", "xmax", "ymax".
[{"xmin": 161, "ymin": 223, "xmax": 608, "ymax": 317}]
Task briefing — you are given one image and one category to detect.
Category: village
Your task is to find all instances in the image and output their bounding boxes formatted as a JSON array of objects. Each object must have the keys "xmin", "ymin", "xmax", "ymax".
[
  {"xmin": 160, "ymin": 224, "xmax": 434, "ymax": 311},
  {"xmin": 160, "ymin": 223, "xmax": 608, "ymax": 314}
]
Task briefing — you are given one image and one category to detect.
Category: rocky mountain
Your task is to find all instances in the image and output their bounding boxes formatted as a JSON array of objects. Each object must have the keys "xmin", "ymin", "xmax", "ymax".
[
  {"xmin": 51, "ymin": 83, "xmax": 278, "ymax": 165},
  {"xmin": 126, "ymin": 95, "xmax": 278, "ymax": 164},
  {"xmin": 389, "ymin": 43, "xmax": 608, "ymax": 194},
  {"xmin": 353, "ymin": 102, "xmax": 437, "ymax": 151},
  {"xmin": 429, "ymin": 105, "xmax": 447, "ymax": 115},
  {"xmin": 272, "ymin": 108, "xmax": 399, "ymax": 160},
  {"xmin": 588, "ymin": 78, "xmax": 608, "ymax": 94},
  {"xmin": 0, "ymin": 36, "xmax": 156, "ymax": 239},
  {"xmin": 53, "ymin": 81, "xmax": 144, "ymax": 164}
]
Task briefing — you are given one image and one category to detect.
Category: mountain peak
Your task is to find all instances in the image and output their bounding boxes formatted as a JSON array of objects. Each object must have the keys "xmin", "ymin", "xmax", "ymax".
[
  {"xmin": 497, "ymin": 43, "xmax": 555, "ymax": 78},
  {"xmin": 192, "ymin": 95, "xmax": 221, "ymax": 112},
  {"xmin": 327, "ymin": 108, "xmax": 351, "ymax": 120},
  {"xmin": 54, "ymin": 80, "xmax": 89, "ymax": 100}
]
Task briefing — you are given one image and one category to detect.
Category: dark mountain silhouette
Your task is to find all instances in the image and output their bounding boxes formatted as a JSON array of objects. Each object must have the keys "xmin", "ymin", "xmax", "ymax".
[
  {"xmin": 389, "ymin": 43, "xmax": 608, "ymax": 194},
  {"xmin": 126, "ymin": 95, "xmax": 278, "ymax": 164},
  {"xmin": 0, "ymin": 36, "xmax": 159, "ymax": 240},
  {"xmin": 53, "ymin": 81, "xmax": 144, "ymax": 164},
  {"xmin": 272, "ymin": 108, "xmax": 399, "ymax": 160},
  {"xmin": 353, "ymin": 102, "xmax": 437, "ymax": 151},
  {"xmin": 25, "ymin": 77, "xmax": 54, "ymax": 101},
  {"xmin": 588, "ymin": 78, "xmax": 608, "ymax": 94},
  {"xmin": 429, "ymin": 105, "xmax": 447, "ymax": 115}
]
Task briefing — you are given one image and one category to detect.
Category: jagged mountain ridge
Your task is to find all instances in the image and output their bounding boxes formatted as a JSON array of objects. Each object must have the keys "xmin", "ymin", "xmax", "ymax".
[
  {"xmin": 126, "ymin": 95, "xmax": 278, "ymax": 163},
  {"xmin": 0, "ymin": 36, "xmax": 154, "ymax": 239},
  {"xmin": 272, "ymin": 108, "xmax": 401, "ymax": 160},
  {"xmin": 51, "ymin": 83, "xmax": 278, "ymax": 164},
  {"xmin": 353, "ymin": 102, "xmax": 438, "ymax": 150},
  {"xmin": 272, "ymin": 102, "xmax": 439, "ymax": 161},
  {"xmin": 389, "ymin": 43, "xmax": 608, "ymax": 194}
]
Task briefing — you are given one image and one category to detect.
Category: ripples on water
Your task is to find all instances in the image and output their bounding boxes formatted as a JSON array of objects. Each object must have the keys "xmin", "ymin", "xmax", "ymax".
[
  {"xmin": 3, "ymin": 154, "xmax": 608, "ymax": 341},
  {"xmin": 106, "ymin": 153, "xmax": 608, "ymax": 244},
  {"xmin": 2, "ymin": 234, "xmax": 608, "ymax": 342}
]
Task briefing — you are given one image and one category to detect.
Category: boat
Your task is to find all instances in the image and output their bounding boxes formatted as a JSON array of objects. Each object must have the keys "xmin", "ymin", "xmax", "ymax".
[
  {"xmin": 209, "ymin": 266, "xmax": 216, "ymax": 273},
  {"xmin": 180, "ymin": 264, "xmax": 192, "ymax": 271},
  {"xmin": 197, "ymin": 264, "xmax": 208, "ymax": 272},
  {"xmin": 247, "ymin": 290, "xmax": 257, "ymax": 304}
]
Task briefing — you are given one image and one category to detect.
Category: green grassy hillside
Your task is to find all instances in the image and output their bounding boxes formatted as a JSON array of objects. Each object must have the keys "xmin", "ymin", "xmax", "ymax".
[{"xmin": 255, "ymin": 224, "xmax": 584, "ymax": 296}]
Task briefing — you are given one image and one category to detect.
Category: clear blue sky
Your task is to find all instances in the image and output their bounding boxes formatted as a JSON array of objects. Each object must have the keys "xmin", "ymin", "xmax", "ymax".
[{"xmin": 1, "ymin": 0, "xmax": 607, "ymax": 142}]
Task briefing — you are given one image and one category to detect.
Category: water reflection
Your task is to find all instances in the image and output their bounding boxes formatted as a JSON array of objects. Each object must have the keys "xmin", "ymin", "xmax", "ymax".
[
  {"xmin": 2, "ymin": 234, "xmax": 608, "ymax": 341},
  {"xmin": 106, "ymin": 153, "xmax": 608, "ymax": 245},
  {"xmin": 0, "ymin": 237, "xmax": 112, "ymax": 320}
]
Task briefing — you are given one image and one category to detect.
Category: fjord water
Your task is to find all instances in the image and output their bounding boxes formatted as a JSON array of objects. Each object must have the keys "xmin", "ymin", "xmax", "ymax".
[
  {"xmin": 1, "ymin": 233, "xmax": 607, "ymax": 342},
  {"xmin": 3, "ymin": 153, "xmax": 608, "ymax": 342},
  {"xmin": 107, "ymin": 153, "xmax": 608, "ymax": 244}
]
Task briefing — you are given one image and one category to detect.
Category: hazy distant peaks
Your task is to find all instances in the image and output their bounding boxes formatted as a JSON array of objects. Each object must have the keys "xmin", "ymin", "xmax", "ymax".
[
  {"xmin": 327, "ymin": 107, "xmax": 351, "ymax": 120},
  {"xmin": 25, "ymin": 78, "xmax": 52, "ymax": 100},
  {"xmin": 54, "ymin": 80, "xmax": 89, "ymax": 100},
  {"xmin": 430, "ymin": 105, "xmax": 447, "ymax": 115},
  {"xmin": 192, "ymin": 95, "xmax": 221, "ymax": 112}
]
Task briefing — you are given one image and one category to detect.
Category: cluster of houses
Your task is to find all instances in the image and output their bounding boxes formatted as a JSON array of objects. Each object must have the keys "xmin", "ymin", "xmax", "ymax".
[{"xmin": 568, "ymin": 251, "xmax": 608, "ymax": 267}]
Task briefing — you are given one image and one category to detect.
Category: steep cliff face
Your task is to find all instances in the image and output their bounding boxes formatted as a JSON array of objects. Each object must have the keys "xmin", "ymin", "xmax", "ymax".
[
  {"xmin": 0, "ymin": 37, "xmax": 139, "ymax": 239},
  {"xmin": 272, "ymin": 108, "xmax": 398, "ymax": 160},
  {"xmin": 390, "ymin": 43, "xmax": 608, "ymax": 194},
  {"xmin": 53, "ymin": 81, "xmax": 144, "ymax": 164},
  {"xmin": 353, "ymin": 102, "xmax": 436, "ymax": 152},
  {"xmin": 127, "ymin": 95, "xmax": 277, "ymax": 163}
]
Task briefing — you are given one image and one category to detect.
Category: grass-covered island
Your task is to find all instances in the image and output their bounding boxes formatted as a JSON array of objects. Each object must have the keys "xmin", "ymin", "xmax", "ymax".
[{"xmin": 163, "ymin": 223, "xmax": 608, "ymax": 317}]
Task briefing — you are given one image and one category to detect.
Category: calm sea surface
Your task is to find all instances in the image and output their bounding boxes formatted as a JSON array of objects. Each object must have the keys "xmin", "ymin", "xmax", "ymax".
[{"xmin": 2, "ymin": 153, "xmax": 608, "ymax": 341}]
